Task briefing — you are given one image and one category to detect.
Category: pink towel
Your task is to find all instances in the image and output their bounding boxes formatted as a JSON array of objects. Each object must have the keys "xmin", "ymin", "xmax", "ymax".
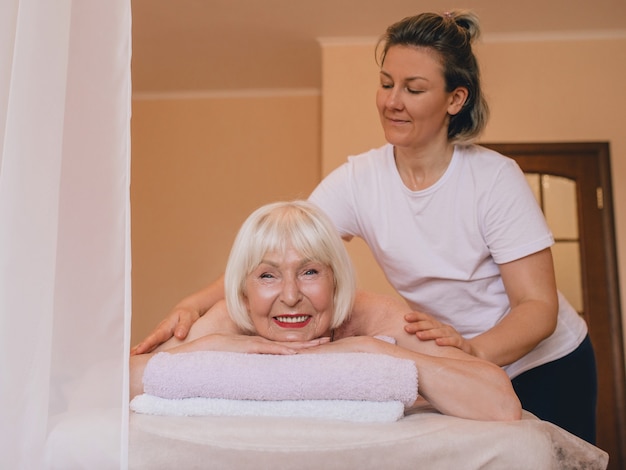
[{"xmin": 143, "ymin": 351, "xmax": 418, "ymax": 406}]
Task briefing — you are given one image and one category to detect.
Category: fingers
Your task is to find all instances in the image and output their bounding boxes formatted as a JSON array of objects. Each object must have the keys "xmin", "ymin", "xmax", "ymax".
[
  {"xmin": 414, "ymin": 327, "xmax": 452, "ymax": 341},
  {"xmin": 206, "ymin": 334, "xmax": 302, "ymax": 355},
  {"xmin": 172, "ymin": 308, "xmax": 201, "ymax": 339},
  {"xmin": 404, "ymin": 311, "xmax": 440, "ymax": 334},
  {"xmin": 130, "ymin": 329, "xmax": 169, "ymax": 356},
  {"xmin": 251, "ymin": 343, "xmax": 299, "ymax": 355},
  {"xmin": 404, "ymin": 318, "xmax": 443, "ymax": 335},
  {"xmin": 174, "ymin": 317, "xmax": 193, "ymax": 340},
  {"xmin": 131, "ymin": 309, "xmax": 201, "ymax": 356},
  {"xmin": 402, "ymin": 311, "xmax": 470, "ymax": 353},
  {"xmin": 404, "ymin": 311, "xmax": 430, "ymax": 322},
  {"xmin": 276, "ymin": 337, "xmax": 331, "ymax": 350},
  {"xmin": 434, "ymin": 335, "xmax": 462, "ymax": 348},
  {"xmin": 130, "ymin": 320, "xmax": 180, "ymax": 356},
  {"xmin": 435, "ymin": 336, "xmax": 473, "ymax": 355}
]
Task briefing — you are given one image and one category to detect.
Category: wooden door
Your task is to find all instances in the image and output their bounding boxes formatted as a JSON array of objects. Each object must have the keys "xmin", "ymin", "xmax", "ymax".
[{"xmin": 484, "ymin": 142, "xmax": 626, "ymax": 469}]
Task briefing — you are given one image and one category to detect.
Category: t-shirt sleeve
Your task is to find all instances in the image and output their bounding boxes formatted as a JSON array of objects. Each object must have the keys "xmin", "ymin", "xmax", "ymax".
[
  {"xmin": 483, "ymin": 158, "xmax": 554, "ymax": 264},
  {"xmin": 308, "ymin": 162, "xmax": 360, "ymax": 238}
]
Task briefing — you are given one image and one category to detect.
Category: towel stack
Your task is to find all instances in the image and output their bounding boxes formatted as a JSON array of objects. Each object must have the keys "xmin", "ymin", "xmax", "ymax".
[{"xmin": 131, "ymin": 350, "xmax": 418, "ymax": 422}]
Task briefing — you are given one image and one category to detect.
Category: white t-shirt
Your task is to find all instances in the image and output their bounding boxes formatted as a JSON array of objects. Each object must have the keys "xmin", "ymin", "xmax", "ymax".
[{"xmin": 309, "ymin": 143, "xmax": 587, "ymax": 378}]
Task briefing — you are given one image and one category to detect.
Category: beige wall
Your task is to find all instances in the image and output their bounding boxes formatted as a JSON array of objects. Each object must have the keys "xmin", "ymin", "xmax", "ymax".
[
  {"xmin": 321, "ymin": 34, "xmax": 626, "ymax": 352},
  {"xmin": 130, "ymin": 94, "xmax": 320, "ymax": 344}
]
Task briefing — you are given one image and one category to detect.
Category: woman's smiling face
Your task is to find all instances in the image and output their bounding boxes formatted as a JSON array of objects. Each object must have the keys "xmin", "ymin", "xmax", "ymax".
[
  {"xmin": 243, "ymin": 245, "xmax": 335, "ymax": 342},
  {"xmin": 376, "ymin": 45, "xmax": 462, "ymax": 151}
]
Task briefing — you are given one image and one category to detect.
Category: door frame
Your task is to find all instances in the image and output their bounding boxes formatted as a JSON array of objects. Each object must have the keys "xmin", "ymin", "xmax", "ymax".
[{"xmin": 484, "ymin": 141, "xmax": 626, "ymax": 468}]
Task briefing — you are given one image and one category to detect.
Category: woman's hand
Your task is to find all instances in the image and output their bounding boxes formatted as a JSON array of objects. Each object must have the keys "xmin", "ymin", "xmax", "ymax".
[
  {"xmin": 403, "ymin": 312, "xmax": 474, "ymax": 356},
  {"xmin": 130, "ymin": 306, "xmax": 200, "ymax": 356},
  {"xmin": 188, "ymin": 333, "xmax": 331, "ymax": 355},
  {"xmin": 131, "ymin": 307, "xmax": 199, "ymax": 355},
  {"xmin": 131, "ymin": 277, "xmax": 227, "ymax": 355},
  {"xmin": 300, "ymin": 335, "xmax": 388, "ymax": 354}
]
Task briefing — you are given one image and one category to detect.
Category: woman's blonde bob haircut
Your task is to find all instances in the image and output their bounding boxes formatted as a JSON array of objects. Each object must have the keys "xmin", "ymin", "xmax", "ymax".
[{"xmin": 224, "ymin": 200, "xmax": 356, "ymax": 333}]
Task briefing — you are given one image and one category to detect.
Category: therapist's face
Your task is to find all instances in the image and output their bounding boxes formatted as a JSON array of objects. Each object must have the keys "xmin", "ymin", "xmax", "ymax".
[
  {"xmin": 243, "ymin": 245, "xmax": 335, "ymax": 342},
  {"xmin": 376, "ymin": 45, "xmax": 463, "ymax": 151}
]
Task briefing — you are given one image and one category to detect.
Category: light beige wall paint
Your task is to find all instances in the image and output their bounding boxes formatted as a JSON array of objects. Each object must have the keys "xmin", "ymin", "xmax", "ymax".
[
  {"xmin": 321, "ymin": 34, "xmax": 626, "ymax": 352},
  {"xmin": 130, "ymin": 94, "xmax": 320, "ymax": 345}
]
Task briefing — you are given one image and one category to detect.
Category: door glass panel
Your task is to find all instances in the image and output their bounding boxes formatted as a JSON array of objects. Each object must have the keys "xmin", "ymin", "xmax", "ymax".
[
  {"xmin": 551, "ymin": 241, "xmax": 583, "ymax": 312},
  {"xmin": 524, "ymin": 173, "xmax": 541, "ymax": 203},
  {"xmin": 542, "ymin": 174, "xmax": 579, "ymax": 239},
  {"xmin": 525, "ymin": 172, "xmax": 583, "ymax": 314}
]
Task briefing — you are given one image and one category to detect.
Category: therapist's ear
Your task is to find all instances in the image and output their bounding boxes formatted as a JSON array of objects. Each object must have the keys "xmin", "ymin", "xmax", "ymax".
[{"xmin": 447, "ymin": 87, "xmax": 469, "ymax": 116}]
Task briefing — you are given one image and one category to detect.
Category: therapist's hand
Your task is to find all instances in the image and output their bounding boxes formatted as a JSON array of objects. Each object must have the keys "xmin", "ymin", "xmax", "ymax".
[
  {"xmin": 404, "ymin": 312, "xmax": 474, "ymax": 356},
  {"xmin": 130, "ymin": 307, "xmax": 199, "ymax": 355}
]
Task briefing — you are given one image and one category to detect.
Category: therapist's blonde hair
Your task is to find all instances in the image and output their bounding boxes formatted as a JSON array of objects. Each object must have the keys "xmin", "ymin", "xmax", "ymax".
[{"xmin": 224, "ymin": 200, "xmax": 356, "ymax": 333}]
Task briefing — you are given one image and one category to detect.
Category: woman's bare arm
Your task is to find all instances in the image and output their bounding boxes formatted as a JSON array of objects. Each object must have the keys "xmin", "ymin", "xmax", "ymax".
[
  {"xmin": 330, "ymin": 291, "xmax": 521, "ymax": 420},
  {"xmin": 469, "ymin": 248, "xmax": 558, "ymax": 365},
  {"xmin": 310, "ymin": 333, "xmax": 521, "ymax": 421}
]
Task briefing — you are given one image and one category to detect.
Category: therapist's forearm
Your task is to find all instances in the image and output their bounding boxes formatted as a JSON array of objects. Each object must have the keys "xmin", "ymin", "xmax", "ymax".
[
  {"xmin": 468, "ymin": 300, "xmax": 557, "ymax": 366},
  {"xmin": 174, "ymin": 274, "xmax": 225, "ymax": 318}
]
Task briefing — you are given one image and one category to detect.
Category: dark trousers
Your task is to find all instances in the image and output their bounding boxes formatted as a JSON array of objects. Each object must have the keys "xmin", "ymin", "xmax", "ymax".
[{"xmin": 511, "ymin": 335, "xmax": 597, "ymax": 444}]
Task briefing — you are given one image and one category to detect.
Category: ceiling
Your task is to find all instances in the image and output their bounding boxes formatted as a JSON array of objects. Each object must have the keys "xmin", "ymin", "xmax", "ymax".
[{"xmin": 131, "ymin": 0, "xmax": 626, "ymax": 94}]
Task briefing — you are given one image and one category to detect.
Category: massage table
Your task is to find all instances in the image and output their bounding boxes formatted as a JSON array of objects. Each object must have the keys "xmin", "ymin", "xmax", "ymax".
[
  {"xmin": 42, "ymin": 404, "xmax": 609, "ymax": 468},
  {"xmin": 128, "ymin": 408, "xmax": 608, "ymax": 469}
]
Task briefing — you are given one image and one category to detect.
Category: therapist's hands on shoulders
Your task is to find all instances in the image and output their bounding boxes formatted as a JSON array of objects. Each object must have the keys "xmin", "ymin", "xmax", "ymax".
[
  {"xmin": 404, "ymin": 311, "xmax": 474, "ymax": 356},
  {"xmin": 130, "ymin": 306, "xmax": 199, "ymax": 356}
]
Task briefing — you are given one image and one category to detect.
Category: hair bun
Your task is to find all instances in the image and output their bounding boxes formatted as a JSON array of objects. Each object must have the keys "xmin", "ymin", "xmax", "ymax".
[{"xmin": 447, "ymin": 10, "xmax": 481, "ymax": 43}]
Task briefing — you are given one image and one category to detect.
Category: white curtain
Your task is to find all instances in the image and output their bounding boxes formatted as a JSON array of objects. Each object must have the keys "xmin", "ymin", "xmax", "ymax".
[{"xmin": 0, "ymin": 0, "xmax": 132, "ymax": 468}]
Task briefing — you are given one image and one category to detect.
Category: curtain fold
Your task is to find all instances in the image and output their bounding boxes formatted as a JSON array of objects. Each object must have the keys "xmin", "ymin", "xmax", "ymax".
[{"xmin": 0, "ymin": 1, "xmax": 132, "ymax": 468}]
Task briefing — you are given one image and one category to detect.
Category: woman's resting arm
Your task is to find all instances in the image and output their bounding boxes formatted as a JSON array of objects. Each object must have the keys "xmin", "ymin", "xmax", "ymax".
[{"xmin": 307, "ymin": 335, "xmax": 521, "ymax": 422}]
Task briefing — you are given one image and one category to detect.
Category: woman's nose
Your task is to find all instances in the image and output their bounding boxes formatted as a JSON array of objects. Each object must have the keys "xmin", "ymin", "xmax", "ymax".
[
  {"xmin": 280, "ymin": 277, "xmax": 302, "ymax": 306},
  {"xmin": 384, "ymin": 87, "xmax": 403, "ymax": 110}
]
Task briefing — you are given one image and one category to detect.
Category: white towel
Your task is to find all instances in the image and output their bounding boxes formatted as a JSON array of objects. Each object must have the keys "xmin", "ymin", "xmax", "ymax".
[{"xmin": 130, "ymin": 394, "xmax": 406, "ymax": 423}]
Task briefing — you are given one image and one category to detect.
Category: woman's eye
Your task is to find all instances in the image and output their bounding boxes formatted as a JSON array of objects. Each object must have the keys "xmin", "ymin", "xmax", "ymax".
[
  {"xmin": 380, "ymin": 82, "xmax": 393, "ymax": 89},
  {"xmin": 259, "ymin": 272, "xmax": 275, "ymax": 279},
  {"xmin": 407, "ymin": 88, "xmax": 424, "ymax": 95},
  {"xmin": 302, "ymin": 268, "xmax": 319, "ymax": 276}
]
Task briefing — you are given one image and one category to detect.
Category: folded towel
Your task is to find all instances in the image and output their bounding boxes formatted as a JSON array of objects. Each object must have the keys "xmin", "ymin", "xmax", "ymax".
[
  {"xmin": 130, "ymin": 394, "xmax": 406, "ymax": 422},
  {"xmin": 143, "ymin": 351, "xmax": 418, "ymax": 406}
]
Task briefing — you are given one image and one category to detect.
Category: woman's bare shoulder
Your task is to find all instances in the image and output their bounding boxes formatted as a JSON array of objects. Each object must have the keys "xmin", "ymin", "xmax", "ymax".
[{"xmin": 335, "ymin": 290, "xmax": 411, "ymax": 340}]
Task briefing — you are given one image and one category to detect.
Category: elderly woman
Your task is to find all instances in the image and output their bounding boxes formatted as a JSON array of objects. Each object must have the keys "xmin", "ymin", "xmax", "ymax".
[{"xmin": 130, "ymin": 201, "xmax": 521, "ymax": 421}]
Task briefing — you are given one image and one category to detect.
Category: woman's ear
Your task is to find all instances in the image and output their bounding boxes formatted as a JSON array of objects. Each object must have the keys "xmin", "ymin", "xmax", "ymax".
[{"xmin": 447, "ymin": 86, "xmax": 469, "ymax": 116}]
